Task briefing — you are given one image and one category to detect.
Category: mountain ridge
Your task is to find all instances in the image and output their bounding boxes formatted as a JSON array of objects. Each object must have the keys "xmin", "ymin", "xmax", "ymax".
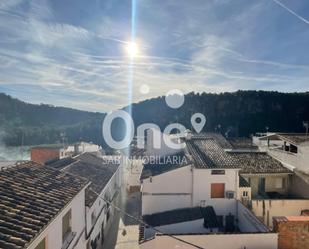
[{"xmin": 1, "ymin": 90, "xmax": 309, "ymax": 146}]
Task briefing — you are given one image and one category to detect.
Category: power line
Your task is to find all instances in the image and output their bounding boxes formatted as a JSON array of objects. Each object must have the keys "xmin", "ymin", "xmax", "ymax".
[{"xmin": 88, "ymin": 188, "xmax": 205, "ymax": 249}]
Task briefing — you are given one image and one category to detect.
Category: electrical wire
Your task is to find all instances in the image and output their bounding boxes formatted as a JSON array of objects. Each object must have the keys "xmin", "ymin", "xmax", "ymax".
[{"xmin": 88, "ymin": 187, "xmax": 205, "ymax": 249}]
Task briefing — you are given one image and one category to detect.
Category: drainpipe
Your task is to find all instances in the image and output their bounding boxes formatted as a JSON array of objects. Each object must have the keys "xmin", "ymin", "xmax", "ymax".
[
  {"xmin": 191, "ymin": 165, "xmax": 194, "ymax": 207},
  {"xmin": 235, "ymin": 170, "xmax": 239, "ymax": 226}
]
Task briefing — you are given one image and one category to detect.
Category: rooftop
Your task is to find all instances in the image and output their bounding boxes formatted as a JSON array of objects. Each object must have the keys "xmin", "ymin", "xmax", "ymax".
[
  {"xmin": 258, "ymin": 133, "xmax": 309, "ymax": 145},
  {"xmin": 186, "ymin": 137, "xmax": 236, "ymax": 169},
  {"xmin": 48, "ymin": 152, "xmax": 120, "ymax": 206},
  {"xmin": 229, "ymin": 151, "xmax": 291, "ymax": 174},
  {"xmin": 186, "ymin": 133, "xmax": 291, "ymax": 174},
  {"xmin": 0, "ymin": 161, "xmax": 88, "ymax": 249},
  {"xmin": 140, "ymin": 133, "xmax": 291, "ymax": 178},
  {"xmin": 227, "ymin": 138, "xmax": 258, "ymax": 150},
  {"xmin": 140, "ymin": 151, "xmax": 190, "ymax": 180},
  {"xmin": 143, "ymin": 206, "xmax": 219, "ymax": 228},
  {"xmin": 273, "ymin": 216, "xmax": 309, "ymax": 222}
]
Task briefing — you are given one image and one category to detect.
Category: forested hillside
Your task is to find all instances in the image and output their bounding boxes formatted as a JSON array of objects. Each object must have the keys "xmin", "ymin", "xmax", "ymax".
[
  {"xmin": 131, "ymin": 91, "xmax": 309, "ymax": 137},
  {"xmin": 0, "ymin": 93, "xmax": 105, "ymax": 146},
  {"xmin": 1, "ymin": 90, "xmax": 309, "ymax": 147}
]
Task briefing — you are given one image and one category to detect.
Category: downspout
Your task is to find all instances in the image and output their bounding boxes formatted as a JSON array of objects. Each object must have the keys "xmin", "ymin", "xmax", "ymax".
[
  {"xmin": 84, "ymin": 182, "xmax": 92, "ymax": 239},
  {"xmin": 191, "ymin": 165, "xmax": 194, "ymax": 207},
  {"xmin": 235, "ymin": 170, "xmax": 239, "ymax": 227}
]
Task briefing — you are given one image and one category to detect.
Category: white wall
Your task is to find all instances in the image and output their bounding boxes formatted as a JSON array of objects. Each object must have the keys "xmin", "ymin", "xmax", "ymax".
[
  {"xmin": 268, "ymin": 145, "xmax": 309, "ymax": 174},
  {"xmin": 142, "ymin": 165, "xmax": 192, "ymax": 215},
  {"xmin": 192, "ymin": 168, "xmax": 239, "ymax": 216},
  {"xmin": 251, "ymin": 199, "xmax": 309, "ymax": 228},
  {"xmin": 28, "ymin": 188, "xmax": 87, "ymax": 249},
  {"xmin": 142, "ymin": 166, "xmax": 192, "ymax": 194},
  {"xmin": 142, "ymin": 167, "xmax": 240, "ymax": 216},
  {"xmin": 142, "ymin": 195, "xmax": 192, "ymax": 216},
  {"xmin": 86, "ymin": 165, "xmax": 122, "ymax": 243},
  {"xmin": 140, "ymin": 233, "xmax": 278, "ymax": 249},
  {"xmin": 238, "ymin": 187, "xmax": 251, "ymax": 200}
]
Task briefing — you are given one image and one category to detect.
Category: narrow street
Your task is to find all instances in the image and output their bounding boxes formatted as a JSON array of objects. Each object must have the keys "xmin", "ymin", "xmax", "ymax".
[
  {"xmin": 100, "ymin": 192, "xmax": 122, "ymax": 249},
  {"xmin": 101, "ymin": 189, "xmax": 141, "ymax": 249}
]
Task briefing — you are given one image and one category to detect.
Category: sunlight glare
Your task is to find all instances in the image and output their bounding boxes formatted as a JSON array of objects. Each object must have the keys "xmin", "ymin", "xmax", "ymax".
[{"xmin": 125, "ymin": 42, "xmax": 139, "ymax": 58}]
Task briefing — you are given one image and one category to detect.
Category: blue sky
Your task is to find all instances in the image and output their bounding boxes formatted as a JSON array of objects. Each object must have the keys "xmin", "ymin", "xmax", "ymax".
[{"xmin": 0, "ymin": 0, "xmax": 309, "ymax": 112}]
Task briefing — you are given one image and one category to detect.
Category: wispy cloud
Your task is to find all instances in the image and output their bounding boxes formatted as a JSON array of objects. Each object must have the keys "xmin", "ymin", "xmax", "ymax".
[{"xmin": 0, "ymin": 0, "xmax": 309, "ymax": 112}]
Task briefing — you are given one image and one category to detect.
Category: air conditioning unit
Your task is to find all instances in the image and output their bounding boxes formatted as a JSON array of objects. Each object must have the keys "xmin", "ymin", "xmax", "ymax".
[{"xmin": 226, "ymin": 191, "xmax": 235, "ymax": 199}]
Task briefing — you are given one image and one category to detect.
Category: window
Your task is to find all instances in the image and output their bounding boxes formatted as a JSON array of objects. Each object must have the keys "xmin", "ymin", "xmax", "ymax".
[
  {"xmin": 62, "ymin": 209, "xmax": 72, "ymax": 241},
  {"xmin": 211, "ymin": 170, "xmax": 225, "ymax": 175},
  {"xmin": 243, "ymin": 191, "xmax": 248, "ymax": 197},
  {"xmin": 211, "ymin": 183, "xmax": 225, "ymax": 198},
  {"xmin": 35, "ymin": 238, "xmax": 46, "ymax": 249}
]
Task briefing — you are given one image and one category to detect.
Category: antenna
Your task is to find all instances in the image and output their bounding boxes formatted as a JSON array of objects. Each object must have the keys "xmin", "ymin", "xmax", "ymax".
[{"xmin": 303, "ymin": 121, "xmax": 308, "ymax": 135}]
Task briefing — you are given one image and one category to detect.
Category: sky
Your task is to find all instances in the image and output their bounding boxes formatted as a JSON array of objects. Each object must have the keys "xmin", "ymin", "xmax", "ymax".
[{"xmin": 0, "ymin": 0, "xmax": 309, "ymax": 112}]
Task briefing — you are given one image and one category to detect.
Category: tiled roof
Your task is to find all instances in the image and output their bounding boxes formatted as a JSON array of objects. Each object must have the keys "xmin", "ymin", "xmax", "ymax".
[
  {"xmin": 186, "ymin": 133, "xmax": 291, "ymax": 173},
  {"xmin": 227, "ymin": 138, "xmax": 258, "ymax": 150},
  {"xmin": 186, "ymin": 138, "xmax": 237, "ymax": 169},
  {"xmin": 192, "ymin": 133, "xmax": 233, "ymax": 149},
  {"xmin": 143, "ymin": 206, "xmax": 219, "ymax": 228},
  {"xmin": 48, "ymin": 152, "xmax": 120, "ymax": 207},
  {"xmin": 46, "ymin": 157, "xmax": 76, "ymax": 169},
  {"xmin": 140, "ymin": 152, "xmax": 190, "ymax": 180},
  {"xmin": 0, "ymin": 161, "xmax": 88, "ymax": 249},
  {"xmin": 230, "ymin": 152, "xmax": 291, "ymax": 174}
]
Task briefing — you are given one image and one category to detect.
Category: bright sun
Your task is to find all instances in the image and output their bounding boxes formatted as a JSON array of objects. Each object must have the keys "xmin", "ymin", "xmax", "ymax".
[{"xmin": 125, "ymin": 42, "xmax": 139, "ymax": 58}]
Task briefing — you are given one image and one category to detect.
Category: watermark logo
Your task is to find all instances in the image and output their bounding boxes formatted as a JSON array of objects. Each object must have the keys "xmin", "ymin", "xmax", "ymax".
[{"xmin": 102, "ymin": 88, "xmax": 206, "ymax": 150}]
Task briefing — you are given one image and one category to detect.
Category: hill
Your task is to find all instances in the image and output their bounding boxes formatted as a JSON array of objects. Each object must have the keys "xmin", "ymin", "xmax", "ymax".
[
  {"xmin": 0, "ymin": 93, "xmax": 105, "ymax": 146},
  {"xmin": 1, "ymin": 91, "xmax": 309, "ymax": 147},
  {"xmin": 130, "ymin": 91, "xmax": 309, "ymax": 137}
]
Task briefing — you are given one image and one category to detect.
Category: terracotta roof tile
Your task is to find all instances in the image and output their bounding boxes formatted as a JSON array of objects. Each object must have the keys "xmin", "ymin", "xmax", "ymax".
[{"xmin": 0, "ymin": 161, "xmax": 88, "ymax": 249}]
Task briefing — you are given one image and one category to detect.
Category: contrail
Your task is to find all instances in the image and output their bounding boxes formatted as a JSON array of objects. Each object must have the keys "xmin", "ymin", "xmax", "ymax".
[{"xmin": 272, "ymin": 0, "xmax": 309, "ymax": 25}]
